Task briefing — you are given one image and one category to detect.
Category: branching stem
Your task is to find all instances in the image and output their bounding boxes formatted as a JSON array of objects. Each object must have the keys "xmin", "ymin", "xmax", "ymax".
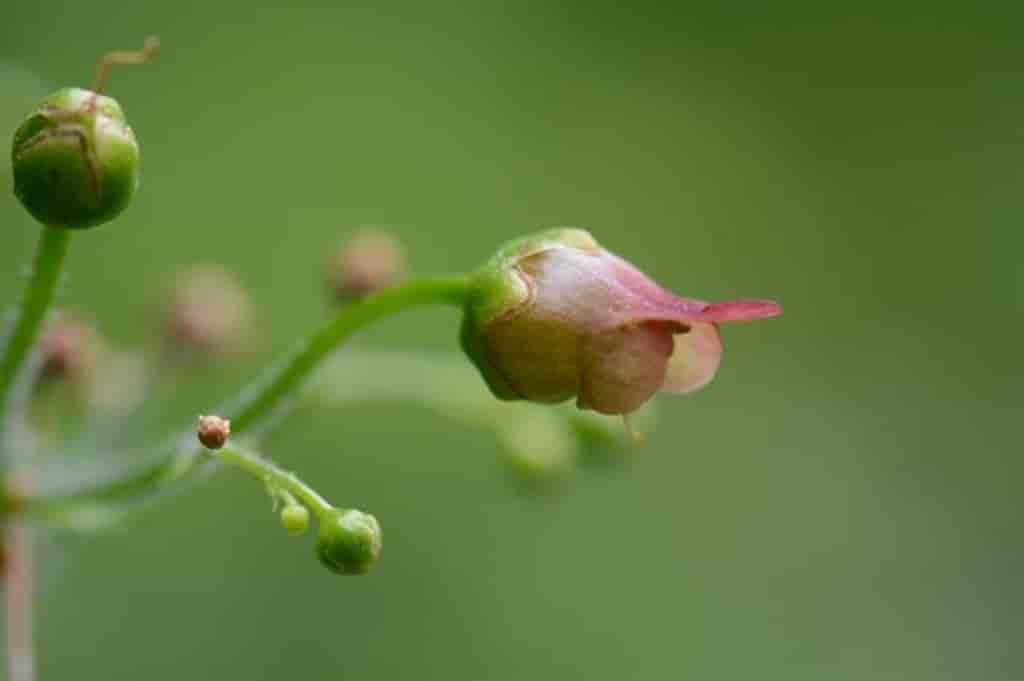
[
  {"xmin": 20, "ymin": 275, "xmax": 473, "ymax": 516},
  {"xmin": 215, "ymin": 446, "xmax": 332, "ymax": 515}
]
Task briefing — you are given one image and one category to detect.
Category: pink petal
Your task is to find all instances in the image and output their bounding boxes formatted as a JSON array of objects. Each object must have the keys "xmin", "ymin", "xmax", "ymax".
[
  {"xmin": 598, "ymin": 253, "xmax": 782, "ymax": 326},
  {"xmin": 578, "ymin": 321, "xmax": 675, "ymax": 415},
  {"xmin": 659, "ymin": 322, "xmax": 723, "ymax": 395},
  {"xmin": 698, "ymin": 299, "xmax": 783, "ymax": 323}
]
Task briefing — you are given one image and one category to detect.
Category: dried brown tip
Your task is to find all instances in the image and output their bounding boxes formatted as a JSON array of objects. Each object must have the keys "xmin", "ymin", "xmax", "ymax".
[
  {"xmin": 197, "ymin": 414, "xmax": 231, "ymax": 450},
  {"xmin": 93, "ymin": 36, "xmax": 161, "ymax": 94},
  {"xmin": 327, "ymin": 230, "xmax": 407, "ymax": 302}
]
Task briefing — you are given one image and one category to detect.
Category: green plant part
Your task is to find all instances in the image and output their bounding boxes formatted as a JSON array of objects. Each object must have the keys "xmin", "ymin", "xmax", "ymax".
[
  {"xmin": 11, "ymin": 88, "xmax": 140, "ymax": 230},
  {"xmin": 280, "ymin": 503, "xmax": 311, "ymax": 536},
  {"xmin": 315, "ymin": 508, "xmax": 382, "ymax": 575}
]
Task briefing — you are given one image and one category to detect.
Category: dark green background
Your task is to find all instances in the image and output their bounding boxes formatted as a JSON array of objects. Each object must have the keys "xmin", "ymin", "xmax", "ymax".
[{"xmin": 2, "ymin": 2, "xmax": 1020, "ymax": 679}]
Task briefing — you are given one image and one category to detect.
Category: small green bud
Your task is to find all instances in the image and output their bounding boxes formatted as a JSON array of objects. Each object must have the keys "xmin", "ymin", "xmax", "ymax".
[
  {"xmin": 315, "ymin": 508, "xmax": 382, "ymax": 575},
  {"xmin": 11, "ymin": 87, "xmax": 140, "ymax": 229},
  {"xmin": 279, "ymin": 504, "xmax": 310, "ymax": 535}
]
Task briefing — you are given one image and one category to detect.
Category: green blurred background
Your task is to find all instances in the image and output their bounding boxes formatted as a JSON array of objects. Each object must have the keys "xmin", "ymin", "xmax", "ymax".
[{"xmin": 2, "ymin": 2, "xmax": 1021, "ymax": 679}]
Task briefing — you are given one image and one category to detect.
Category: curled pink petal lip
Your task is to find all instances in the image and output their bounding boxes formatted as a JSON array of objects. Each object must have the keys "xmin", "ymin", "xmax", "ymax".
[{"xmin": 699, "ymin": 299, "xmax": 783, "ymax": 323}]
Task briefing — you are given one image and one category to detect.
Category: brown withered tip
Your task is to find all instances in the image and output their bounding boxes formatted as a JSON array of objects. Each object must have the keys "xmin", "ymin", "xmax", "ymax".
[
  {"xmin": 327, "ymin": 230, "xmax": 407, "ymax": 301},
  {"xmin": 197, "ymin": 414, "xmax": 231, "ymax": 449}
]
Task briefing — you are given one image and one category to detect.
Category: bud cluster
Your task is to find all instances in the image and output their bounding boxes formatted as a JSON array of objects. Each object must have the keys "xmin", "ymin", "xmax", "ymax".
[{"xmin": 194, "ymin": 418, "xmax": 382, "ymax": 575}]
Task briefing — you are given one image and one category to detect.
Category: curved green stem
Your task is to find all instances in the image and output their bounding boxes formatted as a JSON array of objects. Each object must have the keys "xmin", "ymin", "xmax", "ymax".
[
  {"xmin": 226, "ymin": 275, "xmax": 471, "ymax": 433},
  {"xmin": 21, "ymin": 276, "xmax": 472, "ymax": 516},
  {"xmin": 215, "ymin": 446, "xmax": 332, "ymax": 515},
  {"xmin": 0, "ymin": 227, "xmax": 71, "ymax": 436}
]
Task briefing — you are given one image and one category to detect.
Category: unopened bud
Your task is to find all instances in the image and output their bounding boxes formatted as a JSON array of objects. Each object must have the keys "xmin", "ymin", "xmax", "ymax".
[
  {"xmin": 196, "ymin": 414, "xmax": 230, "ymax": 449},
  {"xmin": 497, "ymin": 410, "xmax": 576, "ymax": 483},
  {"xmin": 36, "ymin": 316, "xmax": 102, "ymax": 385},
  {"xmin": 315, "ymin": 508, "xmax": 382, "ymax": 575},
  {"xmin": 280, "ymin": 503, "xmax": 310, "ymax": 535},
  {"xmin": 164, "ymin": 267, "xmax": 251, "ymax": 358},
  {"xmin": 460, "ymin": 228, "xmax": 782, "ymax": 415},
  {"xmin": 327, "ymin": 230, "xmax": 406, "ymax": 301},
  {"xmin": 12, "ymin": 88, "xmax": 140, "ymax": 229}
]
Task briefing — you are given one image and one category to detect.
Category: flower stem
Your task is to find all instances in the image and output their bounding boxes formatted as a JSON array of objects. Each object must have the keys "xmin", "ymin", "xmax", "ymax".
[
  {"xmin": 214, "ymin": 446, "xmax": 332, "ymax": 515},
  {"xmin": 3, "ymin": 519, "xmax": 35, "ymax": 681},
  {"xmin": 0, "ymin": 227, "xmax": 71, "ymax": 453},
  {"xmin": 226, "ymin": 275, "xmax": 471, "ymax": 433},
  {"xmin": 20, "ymin": 275, "xmax": 472, "ymax": 516}
]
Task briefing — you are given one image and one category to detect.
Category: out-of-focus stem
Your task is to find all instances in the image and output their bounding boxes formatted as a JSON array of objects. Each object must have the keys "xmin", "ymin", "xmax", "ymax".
[
  {"xmin": 3, "ymin": 519, "xmax": 34, "ymax": 681},
  {"xmin": 0, "ymin": 227, "xmax": 71, "ymax": 462}
]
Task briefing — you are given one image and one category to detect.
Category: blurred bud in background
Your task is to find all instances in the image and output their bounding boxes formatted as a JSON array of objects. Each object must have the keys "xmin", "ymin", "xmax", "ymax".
[
  {"xmin": 36, "ymin": 315, "xmax": 103, "ymax": 389},
  {"xmin": 326, "ymin": 230, "xmax": 406, "ymax": 302},
  {"xmin": 162, "ymin": 266, "xmax": 252, "ymax": 360},
  {"xmin": 565, "ymin": 402, "xmax": 657, "ymax": 468},
  {"xmin": 30, "ymin": 315, "xmax": 146, "ymax": 441},
  {"xmin": 495, "ymin": 408, "xmax": 577, "ymax": 486}
]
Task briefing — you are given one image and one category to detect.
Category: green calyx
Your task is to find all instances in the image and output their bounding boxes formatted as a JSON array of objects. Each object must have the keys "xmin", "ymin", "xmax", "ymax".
[
  {"xmin": 315, "ymin": 508, "xmax": 382, "ymax": 575},
  {"xmin": 11, "ymin": 87, "xmax": 140, "ymax": 230}
]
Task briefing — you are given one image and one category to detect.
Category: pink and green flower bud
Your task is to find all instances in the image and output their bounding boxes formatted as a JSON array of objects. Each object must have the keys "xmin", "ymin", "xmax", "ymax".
[
  {"xmin": 11, "ymin": 88, "xmax": 140, "ymax": 229},
  {"xmin": 315, "ymin": 508, "xmax": 382, "ymax": 575},
  {"xmin": 461, "ymin": 228, "xmax": 782, "ymax": 416}
]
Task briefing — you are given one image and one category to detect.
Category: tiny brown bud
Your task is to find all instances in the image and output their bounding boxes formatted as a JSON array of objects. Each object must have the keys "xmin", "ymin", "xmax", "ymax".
[
  {"xmin": 327, "ymin": 230, "xmax": 406, "ymax": 302},
  {"xmin": 197, "ymin": 414, "xmax": 231, "ymax": 449}
]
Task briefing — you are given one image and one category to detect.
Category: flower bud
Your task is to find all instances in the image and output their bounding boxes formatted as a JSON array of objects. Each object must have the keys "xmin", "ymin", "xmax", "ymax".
[
  {"xmin": 279, "ymin": 503, "xmax": 310, "ymax": 536},
  {"xmin": 196, "ymin": 414, "xmax": 230, "ymax": 449},
  {"xmin": 461, "ymin": 228, "xmax": 782, "ymax": 415},
  {"xmin": 163, "ymin": 267, "xmax": 252, "ymax": 359},
  {"xmin": 326, "ymin": 230, "xmax": 406, "ymax": 301},
  {"xmin": 496, "ymin": 409, "xmax": 576, "ymax": 483},
  {"xmin": 11, "ymin": 88, "xmax": 140, "ymax": 229},
  {"xmin": 315, "ymin": 508, "xmax": 381, "ymax": 575},
  {"xmin": 36, "ymin": 316, "xmax": 102, "ymax": 386}
]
